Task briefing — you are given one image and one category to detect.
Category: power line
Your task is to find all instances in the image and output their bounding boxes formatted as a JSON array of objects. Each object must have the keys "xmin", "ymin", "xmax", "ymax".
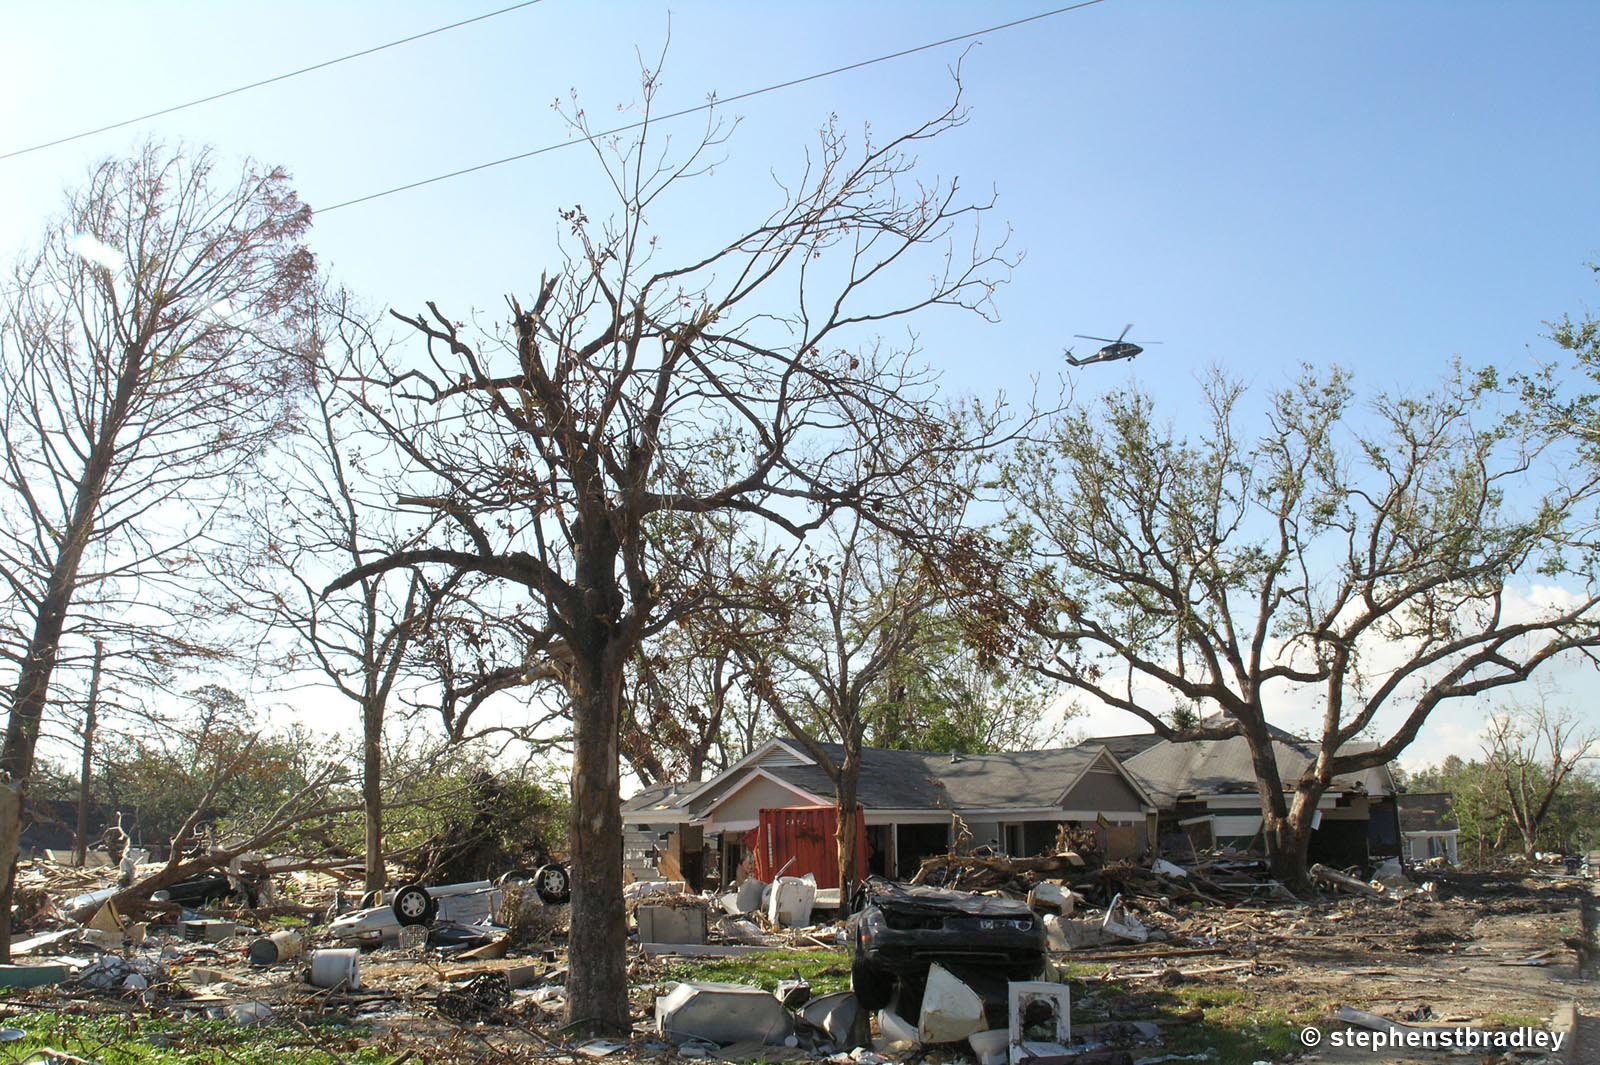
[
  {"xmin": 0, "ymin": 0, "xmax": 549, "ymax": 162},
  {"xmin": 318, "ymin": 0, "xmax": 1109, "ymax": 213}
]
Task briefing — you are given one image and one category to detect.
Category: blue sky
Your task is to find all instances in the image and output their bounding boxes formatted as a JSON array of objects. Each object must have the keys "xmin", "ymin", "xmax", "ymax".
[{"xmin": 4, "ymin": 0, "xmax": 1598, "ymax": 766}]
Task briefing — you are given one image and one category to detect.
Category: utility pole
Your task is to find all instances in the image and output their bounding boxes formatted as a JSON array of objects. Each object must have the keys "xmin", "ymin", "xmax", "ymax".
[{"xmin": 72, "ymin": 641, "xmax": 103, "ymax": 868}]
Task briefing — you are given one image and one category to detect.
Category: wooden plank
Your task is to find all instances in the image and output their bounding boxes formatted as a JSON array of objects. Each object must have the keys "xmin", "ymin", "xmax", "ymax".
[
  {"xmin": 10, "ymin": 929, "xmax": 75, "ymax": 955},
  {"xmin": 1049, "ymin": 945, "xmax": 1228, "ymax": 962}
]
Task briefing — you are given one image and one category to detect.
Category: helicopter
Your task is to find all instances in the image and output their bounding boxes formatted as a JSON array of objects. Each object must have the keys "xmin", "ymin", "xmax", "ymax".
[{"xmin": 1065, "ymin": 324, "xmax": 1161, "ymax": 366}]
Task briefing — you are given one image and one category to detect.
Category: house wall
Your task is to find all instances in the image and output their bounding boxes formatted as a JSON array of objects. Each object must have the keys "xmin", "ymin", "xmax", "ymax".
[
  {"xmin": 1064, "ymin": 768, "xmax": 1146, "ymax": 814},
  {"xmin": 1406, "ymin": 832, "xmax": 1458, "ymax": 864},
  {"xmin": 623, "ymin": 825, "xmax": 665, "ymax": 881},
  {"xmin": 1159, "ymin": 793, "xmax": 1377, "ymax": 865},
  {"xmin": 704, "ymin": 775, "xmax": 821, "ymax": 829},
  {"xmin": 964, "ymin": 820, "xmax": 1002, "ymax": 852}
]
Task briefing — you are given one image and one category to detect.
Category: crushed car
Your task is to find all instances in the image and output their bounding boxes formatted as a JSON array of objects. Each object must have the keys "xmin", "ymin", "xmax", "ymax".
[
  {"xmin": 847, "ymin": 875, "xmax": 1046, "ymax": 1010},
  {"xmin": 328, "ymin": 865, "xmax": 570, "ymax": 946}
]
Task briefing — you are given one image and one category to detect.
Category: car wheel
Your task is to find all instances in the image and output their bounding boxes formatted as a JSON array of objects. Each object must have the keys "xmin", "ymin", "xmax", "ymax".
[
  {"xmin": 497, "ymin": 868, "xmax": 538, "ymax": 889},
  {"xmin": 850, "ymin": 953, "xmax": 895, "ymax": 1011},
  {"xmin": 392, "ymin": 882, "xmax": 437, "ymax": 927},
  {"xmin": 533, "ymin": 863, "xmax": 571, "ymax": 905}
]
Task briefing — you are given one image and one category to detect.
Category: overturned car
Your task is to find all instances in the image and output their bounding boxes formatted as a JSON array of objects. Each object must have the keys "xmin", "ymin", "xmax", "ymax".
[
  {"xmin": 847, "ymin": 876, "xmax": 1046, "ymax": 1010},
  {"xmin": 328, "ymin": 866, "xmax": 570, "ymax": 947}
]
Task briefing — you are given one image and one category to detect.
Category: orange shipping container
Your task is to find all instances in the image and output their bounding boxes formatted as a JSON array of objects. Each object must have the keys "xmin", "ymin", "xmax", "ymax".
[{"xmin": 744, "ymin": 805, "xmax": 871, "ymax": 890}]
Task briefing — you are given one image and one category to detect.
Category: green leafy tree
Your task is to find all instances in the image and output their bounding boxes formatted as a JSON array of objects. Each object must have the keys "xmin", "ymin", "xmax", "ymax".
[
  {"xmin": 1406, "ymin": 755, "xmax": 1504, "ymax": 864},
  {"xmin": 999, "ymin": 365, "xmax": 1600, "ymax": 890},
  {"xmin": 864, "ymin": 609, "xmax": 1061, "ymax": 754}
]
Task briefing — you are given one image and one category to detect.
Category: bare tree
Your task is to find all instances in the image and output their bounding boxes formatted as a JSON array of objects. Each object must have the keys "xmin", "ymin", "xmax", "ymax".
[
  {"xmin": 229, "ymin": 297, "xmax": 427, "ymax": 894},
  {"xmin": 623, "ymin": 518, "xmax": 776, "ymax": 785},
  {"xmin": 328, "ymin": 68, "xmax": 1012, "ymax": 1028},
  {"xmin": 999, "ymin": 366, "xmax": 1600, "ymax": 889},
  {"xmin": 741, "ymin": 513, "xmax": 939, "ymax": 890},
  {"xmin": 1481, "ymin": 690, "xmax": 1598, "ymax": 856},
  {"xmin": 0, "ymin": 144, "xmax": 317, "ymax": 957}
]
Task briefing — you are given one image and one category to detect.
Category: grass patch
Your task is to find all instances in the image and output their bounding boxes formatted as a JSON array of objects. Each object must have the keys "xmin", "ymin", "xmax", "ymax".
[
  {"xmin": 1045, "ymin": 960, "xmax": 1110, "ymax": 982},
  {"xmin": 1482, "ymin": 1011, "xmax": 1545, "ymax": 1029},
  {"xmin": 0, "ymin": 1010, "xmax": 395, "ymax": 1064},
  {"xmin": 259, "ymin": 914, "xmax": 307, "ymax": 931},
  {"xmin": 1116, "ymin": 981, "xmax": 1334, "ymax": 1065},
  {"xmin": 661, "ymin": 949, "xmax": 852, "ymax": 995}
]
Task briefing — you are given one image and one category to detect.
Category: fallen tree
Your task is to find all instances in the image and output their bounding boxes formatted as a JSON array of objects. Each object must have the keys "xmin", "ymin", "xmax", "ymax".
[{"xmin": 65, "ymin": 738, "xmax": 356, "ymax": 920}]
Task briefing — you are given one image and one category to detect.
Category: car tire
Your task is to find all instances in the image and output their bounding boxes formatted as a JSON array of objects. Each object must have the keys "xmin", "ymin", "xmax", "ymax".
[
  {"xmin": 850, "ymin": 952, "xmax": 895, "ymax": 1011},
  {"xmin": 497, "ymin": 868, "xmax": 540, "ymax": 891},
  {"xmin": 533, "ymin": 863, "xmax": 571, "ymax": 905},
  {"xmin": 392, "ymin": 882, "xmax": 437, "ymax": 927}
]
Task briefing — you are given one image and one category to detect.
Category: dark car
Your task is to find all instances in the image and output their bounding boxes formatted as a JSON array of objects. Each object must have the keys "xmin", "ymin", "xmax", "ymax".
[
  {"xmin": 152, "ymin": 872, "xmax": 265, "ymax": 909},
  {"xmin": 847, "ymin": 876, "xmax": 1046, "ymax": 1010}
]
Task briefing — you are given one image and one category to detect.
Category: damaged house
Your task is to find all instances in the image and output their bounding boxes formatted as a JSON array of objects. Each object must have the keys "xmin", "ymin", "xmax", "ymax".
[
  {"xmin": 1096, "ymin": 726, "xmax": 1403, "ymax": 868},
  {"xmin": 623, "ymin": 738, "xmax": 1158, "ymax": 890},
  {"xmin": 1396, "ymin": 792, "xmax": 1460, "ymax": 864}
]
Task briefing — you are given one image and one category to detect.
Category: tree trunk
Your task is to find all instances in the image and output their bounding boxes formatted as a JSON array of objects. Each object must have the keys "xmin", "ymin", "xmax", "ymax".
[
  {"xmin": 74, "ymin": 641, "xmax": 104, "ymax": 868},
  {"xmin": 564, "ymin": 642, "xmax": 629, "ymax": 1033},
  {"xmin": 0, "ymin": 364, "xmax": 131, "ymax": 962},
  {"xmin": 0, "ymin": 565, "xmax": 90, "ymax": 963},
  {"xmin": 1265, "ymin": 786, "xmax": 1322, "ymax": 892},
  {"xmin": 1520, "ymin": 824, "xmax": 1539, "ymax": 857},
  {"xmin": 1262, "ymin": 809, "xmax": 1310, "ymax": 890},
  {"xmin": 362, "ymin": 695, "xmax": 385, "ymax": 894},
  {"xmin": 0, "ymin": 780, "xmax": 21, "ymax": 961},
  {"xmin": 836, "ymin": 744, "xmax": 862, "ymax": 891},
  {"xmin": 1237, "ymin": 726, "xmax": 1313, "ymax": 892}
]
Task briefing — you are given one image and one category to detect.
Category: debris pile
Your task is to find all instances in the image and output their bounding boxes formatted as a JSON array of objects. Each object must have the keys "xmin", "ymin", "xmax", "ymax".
[{"xmin": 0, "ymin": 845, "xmax": 1586, "ymax": 1064}]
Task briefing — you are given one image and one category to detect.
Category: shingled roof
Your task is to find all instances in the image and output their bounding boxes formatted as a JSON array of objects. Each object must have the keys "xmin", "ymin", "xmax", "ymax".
[
  {"xmin": 928, "ymin": 746, "xmax": 1111, "ymax": 809},
  {"xmin": 755, "ymin": 743, "xmax": 953, "ymax": 812},
  {"xmin": 1120, "ymin": 735, "xmax": 1392, "ymax": 807},
  {"xmin": 633, "ymin": 736, "xmax": 1154, "ymax": 822},
  {"xmin": 1092, "ymin": 734, "xmax": 1168, "ymax": 762},
  {"xmin": 621, "ymin": 781, "xmax": 700, "ymax": 817}
]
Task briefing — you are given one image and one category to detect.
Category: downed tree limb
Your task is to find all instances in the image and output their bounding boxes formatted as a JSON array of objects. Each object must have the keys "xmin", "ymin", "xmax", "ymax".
[
  {"xmin": 1310, "ymin": 863, "xmax": 1386, "ymax": 898},
  {"xmin": 911, "ymin": 851, "xmax": 1088, "ymax": 886}
]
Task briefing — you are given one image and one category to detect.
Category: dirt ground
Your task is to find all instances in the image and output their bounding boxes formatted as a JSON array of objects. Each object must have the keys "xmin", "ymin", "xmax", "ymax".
[{"xmin": 1080, "ymin": 872, "xmax": 1597, "ymax": 1064}]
